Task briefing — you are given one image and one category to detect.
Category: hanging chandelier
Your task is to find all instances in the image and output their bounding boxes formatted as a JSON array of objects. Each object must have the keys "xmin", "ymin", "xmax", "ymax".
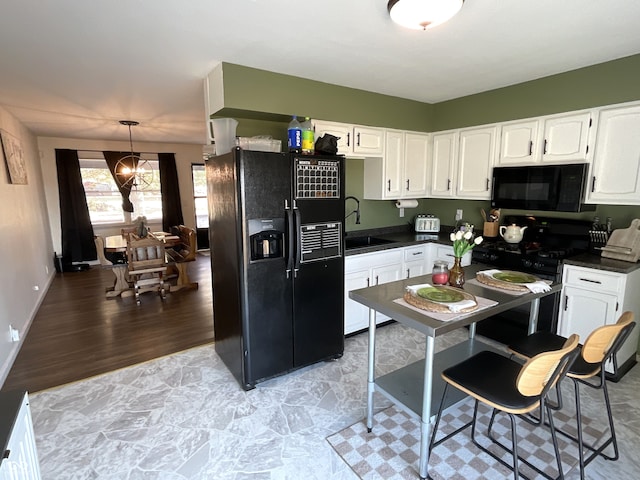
[
  {"xmin": 115, "ymin": 120, "xmax": 154, "ymax": 190},
  {"xmin": 387, "ymin": 0, "xmax": 464, "ymax": 30}
]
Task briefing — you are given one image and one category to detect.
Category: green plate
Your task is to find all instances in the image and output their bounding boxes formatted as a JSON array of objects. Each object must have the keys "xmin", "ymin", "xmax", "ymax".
[
  {"xmin": 493, "ymin": 271, "xmax": 537, "ymax": 284},
  {"xmin": 416, "ymin": 287, "xmax": 465, "ymax": 303}
]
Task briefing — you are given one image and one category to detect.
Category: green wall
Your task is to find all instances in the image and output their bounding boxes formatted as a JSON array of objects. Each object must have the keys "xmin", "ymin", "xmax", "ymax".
[
  {"xmin": 216, "ymin": 63, "xmax": 435, "ymax": 131},
  {"xmin": 433, "ymin": 54, "xmax": 640, "ymax": 130}
]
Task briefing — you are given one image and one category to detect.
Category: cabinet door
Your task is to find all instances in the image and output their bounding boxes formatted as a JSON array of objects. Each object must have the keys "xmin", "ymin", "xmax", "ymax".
[
  {"xmin": 587, "ymin": 104, "xmax": 640, "ymax": 204},
  {"xmin": 383, "ymin": 130, "xmax": 404, "ymax": 198},
  {"xmin": 313, "ymin": 121, "xmax": 353, "ymax": 155},
  {"xmin": 371, "ymin": 263, "xmax": 404, "ymax": 323},
  {"xmin": 344, "ymin": 268, "xmax": 371, "ymax": 334},
  {"xmin": 498, "ymin": 120, "xmax": 539, "ymax": 165},
  {"xmin": 353, "ymin": 126, "xmax": 385, "ymax": 156},
  {"xmin": 404, "ymin": 260, "xmax": 427, "ymax": 279},
  {"xmin": 1, "ymin": 394, "xmax": 41, "ymax": 480},
  {"xmin": 457, "ymin": 126, "xmax": 496, "ymax": 199},
  {"xmin": 558, "ymin": 285, "xmax": 618, "ymax": 342},
  {"xmin": 542, "ymin": 112, "xmax": 591, "ymax": 163},
  {"xmin": 430, "ymin": 132, "xmax": 457, "ymax": 197},
  {"xmin": 403, "ymin": 132, "xmax": 429, "ymax": 197}
]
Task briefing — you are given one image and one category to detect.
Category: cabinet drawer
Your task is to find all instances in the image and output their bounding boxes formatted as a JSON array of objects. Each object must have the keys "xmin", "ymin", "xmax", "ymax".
[
  {"xmin": 563, "ymin": 266, "xmax": 623, "ymax": 293},
  {"xmin": 345, "ymin": 248, "xmax": 403, "ymax": 271},
  {"xmin": 404, "ymin": 245, "xmax": 427, "ymax": 262}
]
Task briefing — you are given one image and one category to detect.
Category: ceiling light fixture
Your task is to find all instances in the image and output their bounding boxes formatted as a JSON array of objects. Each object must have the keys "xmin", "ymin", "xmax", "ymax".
[
  {"xmin": 387, "ymin": 0, "xmax": 464, "ymax": 30},
  {"xmin": 115, "ymin": 120, "xmax": 153, "ymax": 190}
]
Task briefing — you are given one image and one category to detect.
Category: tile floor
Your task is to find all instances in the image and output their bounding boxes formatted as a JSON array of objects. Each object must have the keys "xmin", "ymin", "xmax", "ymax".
[{"xmin": 29, "ymin": 324, "xmax": 640, "ymax": 479}]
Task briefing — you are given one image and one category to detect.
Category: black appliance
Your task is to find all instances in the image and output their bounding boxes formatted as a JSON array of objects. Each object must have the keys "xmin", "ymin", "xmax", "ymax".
[
  {"xmin": 471, "ymin": 216, "xmax": 592, "ymax": 345},
  {"xmin": 206, "ymin": 148, "xmax": 345, "ymax": 390},
  {"xmin": 491, "ymin": 163, "xmax": 594, "ymax": 212}
]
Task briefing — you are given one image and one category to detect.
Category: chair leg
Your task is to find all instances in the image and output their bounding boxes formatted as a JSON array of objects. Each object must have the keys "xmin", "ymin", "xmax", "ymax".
[
  {"xmin": 574, "ymin": 380, "xmax": 586, "ymax": 479},
  {"xmin": 601, "ymin": 377, "xmax": 620, "ymax": 461},
  {"xmin": 135, "ymin": 285, "xmax": 141, "ymax": 305},
  {"xmin": 545, "ymin": 401, "xmax": 565, "ymax": 480}
]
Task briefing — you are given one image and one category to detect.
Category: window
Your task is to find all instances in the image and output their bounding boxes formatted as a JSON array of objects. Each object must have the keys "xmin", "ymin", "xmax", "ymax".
[
  {"xmin": 79, "ymin": 154, "xmax": 162, "ymax": 225},
  {"xmin": 192, "ymin": 164, "xmax": 207, "ymax": 228}
]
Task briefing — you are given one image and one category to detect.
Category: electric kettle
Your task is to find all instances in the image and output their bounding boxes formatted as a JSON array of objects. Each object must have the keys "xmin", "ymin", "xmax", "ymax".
[{"xmin": 499, "ymin": 224, "xmax": 528, "ymax": 243}]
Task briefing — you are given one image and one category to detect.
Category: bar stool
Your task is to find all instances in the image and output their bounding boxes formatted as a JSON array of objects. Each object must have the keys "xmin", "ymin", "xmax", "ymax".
[
  {"xmin": 430, "ymin": 334, "xmax": 580, "ymax": 480},
  {"xmin": 508, "ymin": 312, "xmax": 635, "ymax": 479}
]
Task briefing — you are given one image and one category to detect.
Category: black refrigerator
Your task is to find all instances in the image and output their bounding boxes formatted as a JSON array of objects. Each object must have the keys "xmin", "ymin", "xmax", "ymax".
[{"xmin": 206, "ymin": 148, "xmax": 345, "ymax": 390}]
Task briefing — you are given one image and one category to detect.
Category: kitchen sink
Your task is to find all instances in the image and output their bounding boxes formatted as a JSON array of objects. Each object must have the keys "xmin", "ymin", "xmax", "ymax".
[{"xmin": 344, "ymin": 236, "xmax": 395, "ymax": 249}]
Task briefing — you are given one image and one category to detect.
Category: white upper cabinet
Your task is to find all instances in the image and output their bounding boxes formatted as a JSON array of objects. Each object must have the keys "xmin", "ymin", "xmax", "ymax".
[
  {"xmin": 364, "ymin": 130, "xmax": 429, "ymax": 199},
  {"xmin": 542, "ymin": 112, "xmax": 592, "ymax": 163},
  {"xmin": 457, "ymin": 126, "xmax": 497, "ymax": 199},
  {"xmin": 497, "ymin": 112, "xmax": 591, "ymax": 165},
  {"xmin": 587, "ymin": 103, "xmax": 640, "ymax": 204},
  {"xmin": 430, "ymin": 131, "xmax": 457, "ymax": 198},
  {"xmin": 313, "ymin": 120, "xmax": 384, "ymax": 157},
  {"xmin": 431, "ymin": 126, "xmax": 496, "ymax": 200},
  {"xmin": 498, "ymin": 120, "xmax": 540, "ymax": 165}
]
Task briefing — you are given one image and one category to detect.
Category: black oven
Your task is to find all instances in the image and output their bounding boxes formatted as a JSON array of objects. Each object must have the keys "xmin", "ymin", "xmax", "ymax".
[{"xmin": 491, "ymin": 163, "xmax": 594, "ymax": 212}]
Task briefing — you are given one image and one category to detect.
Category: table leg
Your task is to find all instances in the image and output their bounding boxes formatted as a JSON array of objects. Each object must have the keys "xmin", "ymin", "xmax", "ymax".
[
  {"xmin": 106, "ymin": 265, "xmax": 131, "ymax": 298},
  {"xmin": 366, "ymin": 307, "xmax": 377, "ymax": 432},
  {"xmin": 528, "ymin": 298, "xmax": 540, "ymax": 334},
  {"xmin": 418, "ymin": 335, "xmax": 435, "ymax": 480},
  {"xmin": 468, "ymin": 321, "xmax": 477, "ymax": 339}
]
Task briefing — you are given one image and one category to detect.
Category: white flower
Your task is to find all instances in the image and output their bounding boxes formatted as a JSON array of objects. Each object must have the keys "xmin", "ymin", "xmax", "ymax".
[
  {"xmin": 464, "ymin": 231, "xmax": 472, "ymax": 240},
  {"xmin": 474, "ymin": 236, "xmax": 483, "ymax": 245},
  {"xmin": 455, "ymin": 231, "xmax": 463, "ymax": 241},
  {"xmin": 450, "ymin": 232, "xmax": 456, "ymax": 242}
]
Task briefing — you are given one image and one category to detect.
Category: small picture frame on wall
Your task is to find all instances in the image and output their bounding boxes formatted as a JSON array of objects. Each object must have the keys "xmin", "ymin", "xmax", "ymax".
[{"xmin": 1, "ymin": 128, "xmax": 28, "ymax": 185}]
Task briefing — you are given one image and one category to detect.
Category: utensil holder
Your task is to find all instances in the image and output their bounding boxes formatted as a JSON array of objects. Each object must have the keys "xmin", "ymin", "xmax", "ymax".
[{"xmin": 483, "ymin": 222, "xmax": 499, "ymax": 238}]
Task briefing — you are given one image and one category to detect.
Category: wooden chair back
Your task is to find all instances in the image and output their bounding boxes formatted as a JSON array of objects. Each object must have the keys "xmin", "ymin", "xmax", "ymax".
[
  {"xmin": 127, "ymin": 236, "xmax": 166, "ymax": 273},
  {"xmin": 516, "ymin": 334, "xmax": 580, "ymax": 397},
  {"xmin": 581, "ymin": 311, "xmax": 635, "ymax": 364}
]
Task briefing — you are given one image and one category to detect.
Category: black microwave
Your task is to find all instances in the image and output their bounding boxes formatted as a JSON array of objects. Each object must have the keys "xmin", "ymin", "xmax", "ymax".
[{"xmin": 491, "ymin": 163, "xmax": 595, "ymax": 212}]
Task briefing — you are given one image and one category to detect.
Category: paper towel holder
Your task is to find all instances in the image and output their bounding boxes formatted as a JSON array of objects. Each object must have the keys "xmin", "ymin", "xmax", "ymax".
[{"xmin": 395, "ymin": 199, "xmax": 419, "ymax": 218}]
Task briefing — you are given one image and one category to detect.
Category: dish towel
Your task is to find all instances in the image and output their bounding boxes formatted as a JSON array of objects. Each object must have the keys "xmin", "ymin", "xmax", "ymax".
[
  {"xmin": 406, "ymin": 284, "xmax": 477, "ymax": 313},
  {"xmin": 478, "ymin": 269, "xmax": 551, "ymax": 293}
]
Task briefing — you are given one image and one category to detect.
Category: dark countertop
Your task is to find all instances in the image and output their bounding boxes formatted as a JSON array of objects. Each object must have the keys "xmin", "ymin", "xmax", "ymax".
[
  {"xmin": 345, "ymin": 226, "xmax": 454, "ymax": 256},
  {"xmin": 0, "ymin": 390, "xmax": 26, "ymax": 467},
  {"xmin": 564, "ymin": 253, "xmax": 640, "ymax": 274}
]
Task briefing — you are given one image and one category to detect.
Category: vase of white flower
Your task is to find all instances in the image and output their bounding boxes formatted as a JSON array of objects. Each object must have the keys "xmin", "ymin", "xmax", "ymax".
[{"xmin": 448, "ymin": 229, "xmax": 483, "ymax": 288}]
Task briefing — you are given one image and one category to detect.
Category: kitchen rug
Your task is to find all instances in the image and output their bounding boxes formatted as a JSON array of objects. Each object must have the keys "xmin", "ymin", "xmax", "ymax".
[{"xmin": 327, "ymin": 394, "xmax": 607, "ymax": 480}]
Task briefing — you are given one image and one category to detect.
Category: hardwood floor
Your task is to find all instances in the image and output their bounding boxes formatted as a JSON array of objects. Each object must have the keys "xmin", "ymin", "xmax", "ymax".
[{"xmin": 2, "ymin": 253, "xmax": 214, "ymax": 393}]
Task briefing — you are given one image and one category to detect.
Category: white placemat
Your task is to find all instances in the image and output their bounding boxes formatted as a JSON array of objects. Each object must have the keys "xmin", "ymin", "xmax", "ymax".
[{"xmin": 393, "ymin": 295, "xmax": 498, "ymax": 322}]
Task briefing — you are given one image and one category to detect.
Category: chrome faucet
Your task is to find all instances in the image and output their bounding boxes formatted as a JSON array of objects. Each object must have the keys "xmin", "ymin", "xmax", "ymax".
[{"xmin": 345, "ymin": 196, "xmax": 361, "ymax": 224}]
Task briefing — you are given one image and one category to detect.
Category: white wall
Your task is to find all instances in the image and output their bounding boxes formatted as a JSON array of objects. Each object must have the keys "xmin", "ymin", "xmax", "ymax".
[
  {"xmin": 0, "ymin": 106, "xmax": 55, "ymax": 385},
  {"xmin": 37, "ymin": 137, "xmax": 204, "ymax": 254}
]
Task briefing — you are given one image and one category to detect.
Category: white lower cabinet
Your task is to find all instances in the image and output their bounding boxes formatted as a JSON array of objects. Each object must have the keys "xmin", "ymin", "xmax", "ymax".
[
  {"xmin": 430, "ymin": 244, "xmax": 471, "ymax": 269},
  {"xmin": 344, "ymin": 249, "xmax": 404, "ymax": 334},
  {"xmin": 0, "ymin": 393, "xmax": 41, "ymax": 480},
  {"xmin": 558, "ymin": 264, "xmax": 640, "ymax": 375},
  {"xmin": 344, "ymin": 243, "xmax": 472, "ymax": 335}
]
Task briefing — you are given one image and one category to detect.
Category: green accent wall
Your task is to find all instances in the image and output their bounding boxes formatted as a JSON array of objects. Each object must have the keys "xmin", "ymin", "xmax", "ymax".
[
  {"xmin": 215, "ymin": 63, "xmax": 435, "ymax": 131},
  {"xmin": 432, "ymin": 54, "xmax": 640, "ymax": 130}
]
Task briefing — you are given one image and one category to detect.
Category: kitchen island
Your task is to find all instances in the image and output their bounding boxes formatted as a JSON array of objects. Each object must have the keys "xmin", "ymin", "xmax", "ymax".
[{"xmin": 348, "ymin": 263, "xmax": 562, "ymax": 480}]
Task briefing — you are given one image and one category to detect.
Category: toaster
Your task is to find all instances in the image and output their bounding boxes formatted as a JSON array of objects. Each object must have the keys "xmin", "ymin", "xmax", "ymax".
[{"xmin": 415, "ymin": 214, "xmax": 440, "ymax": 233}]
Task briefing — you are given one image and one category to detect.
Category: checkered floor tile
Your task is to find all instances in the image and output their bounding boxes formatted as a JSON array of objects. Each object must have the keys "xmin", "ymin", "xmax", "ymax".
[{"xmin": 327, "ymin": 394, "xmax": 608, "ymax": 480}]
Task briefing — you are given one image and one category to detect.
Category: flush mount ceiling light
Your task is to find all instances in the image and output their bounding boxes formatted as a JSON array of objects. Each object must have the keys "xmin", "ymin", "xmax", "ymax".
[
  {"xmin": 388, "ymin": 0, "xmax": 464, "ymax": 30},
  {"xmin": 115, "ymin": 120, "xmax": 154, "ymax": 190}
]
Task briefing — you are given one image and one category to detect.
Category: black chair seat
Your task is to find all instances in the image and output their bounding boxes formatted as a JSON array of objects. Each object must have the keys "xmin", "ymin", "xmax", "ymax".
[
  {"xmin": 510, "ymin": 333, "xmax": 600, "ymax": 377},
  {"xmin": 442, "ymin": 351, "xmax": 538, "ymax": 412}
]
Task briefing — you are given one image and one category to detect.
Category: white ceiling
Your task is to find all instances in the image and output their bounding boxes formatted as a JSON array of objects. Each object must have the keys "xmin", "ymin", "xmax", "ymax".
[{"xmin": 1, "ymin": 0, "xmax": 640, "ymax": 145}]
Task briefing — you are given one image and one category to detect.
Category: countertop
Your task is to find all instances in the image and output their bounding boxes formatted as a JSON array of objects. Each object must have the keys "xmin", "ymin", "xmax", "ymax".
[
  {"xmin": 345, "ymin": 227, "xmax": 640, "ymax": 274},
  {"xmin": 563, "ymin": 253, "xmax": 640, "ymax": 274},
  {"xmin": 345, "ymin": 227, "xmax": 453, "ymax": 256}
]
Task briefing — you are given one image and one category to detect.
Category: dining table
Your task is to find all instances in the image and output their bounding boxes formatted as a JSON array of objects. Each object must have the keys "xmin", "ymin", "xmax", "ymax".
[
  {"xmin": 348, "ymin": 263, "xmax": 562, "ymax": 480},
  {"xmin": 103, "ymin": 232, "xmax": 180, "ymax": 298}
]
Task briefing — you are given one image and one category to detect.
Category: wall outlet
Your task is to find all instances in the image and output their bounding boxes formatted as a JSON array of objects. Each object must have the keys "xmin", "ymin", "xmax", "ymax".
[
  {"xmin": 9, "ymin": 325, "xmax": 20, "ymax": 342},
  {"xmin": 455, "ymin": 209, "xmax": 463, "ymax": 221}
]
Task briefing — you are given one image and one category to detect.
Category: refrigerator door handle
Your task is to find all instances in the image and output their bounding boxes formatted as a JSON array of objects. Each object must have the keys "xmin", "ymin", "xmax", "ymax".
[
  {"xmin": 293, "ymin": 200, "xmax": 301, "ymax": 277},
  {"xmin": 285, "ymin": 200, "xmax": 294, "ymax": 278}
]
